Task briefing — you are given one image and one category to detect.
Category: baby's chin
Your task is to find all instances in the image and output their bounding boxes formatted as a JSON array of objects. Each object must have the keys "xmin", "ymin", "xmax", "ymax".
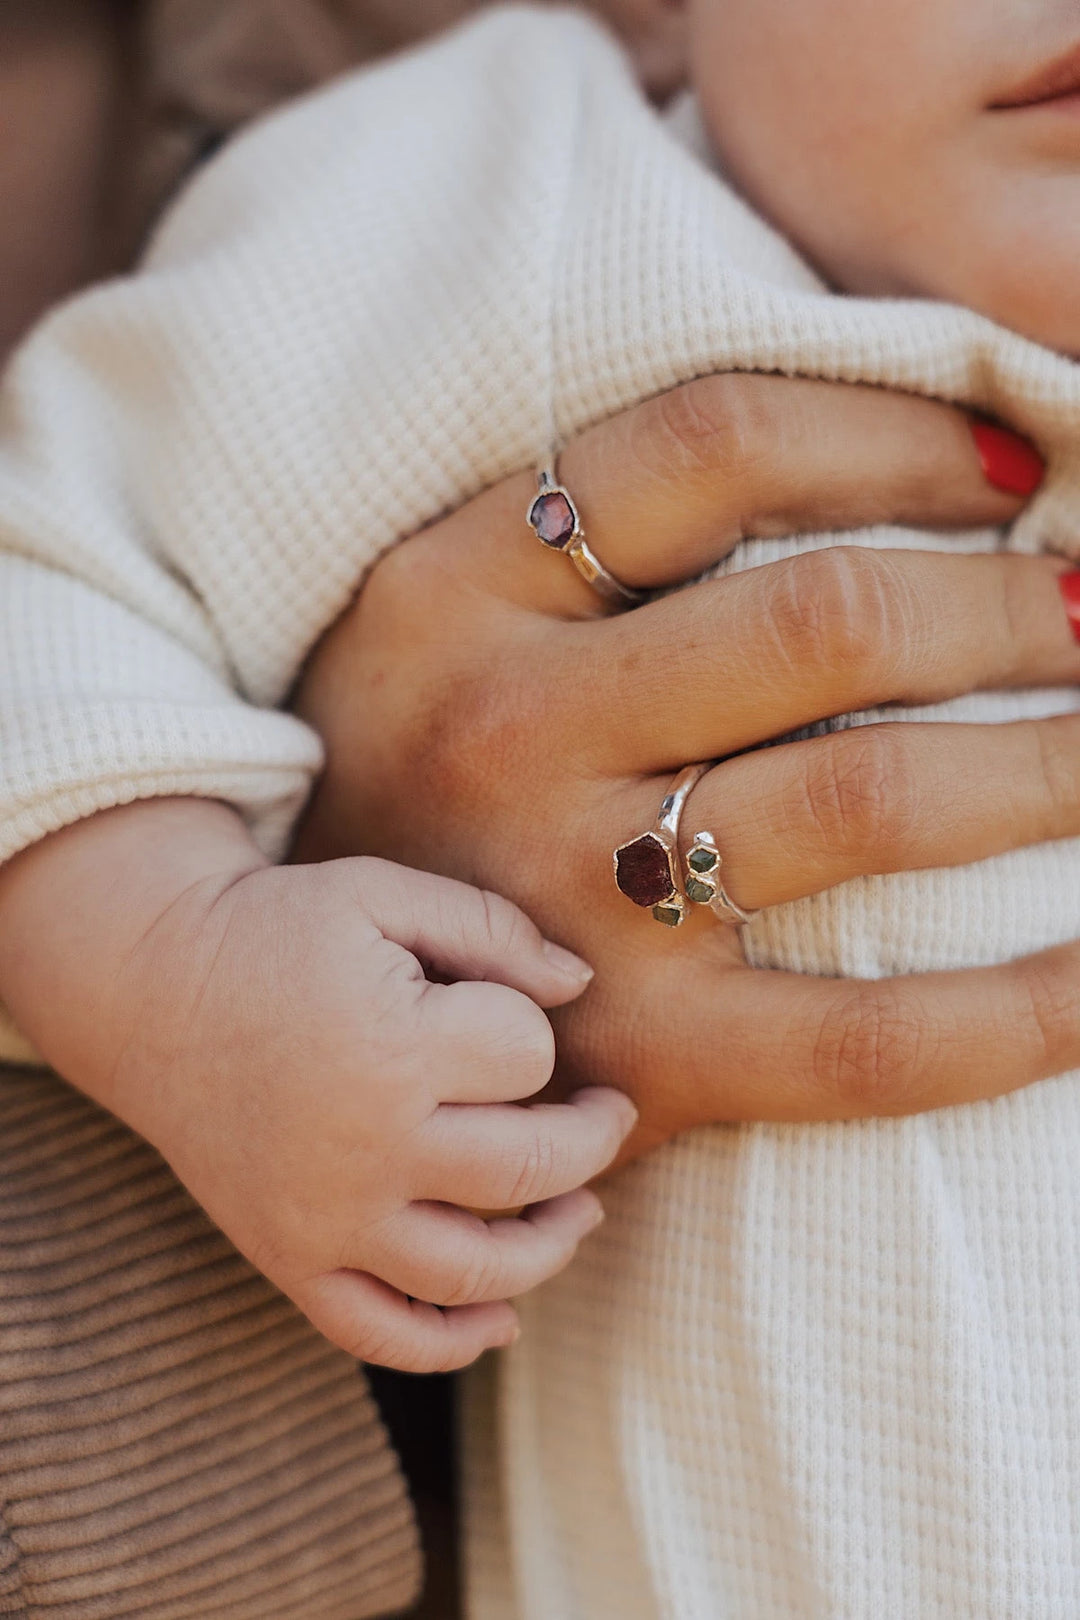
[
  {"xmin": 844, "ymin": 212, "xmax": 1080, "ymax": 362},
  {"xmin": 934, "ymin": 273, "xmax": 1080, "ymax": 363},
  {"xmin": 776, "ymin": 169, "xmax": 1080, "ymax": 363},
  {"xmin": 931, "ymin": 230, "xmax": 1080, "ymax": 360},
  {"xmin": 818, "ymin": 248, "xmax": 1080, "ymax": 363}
]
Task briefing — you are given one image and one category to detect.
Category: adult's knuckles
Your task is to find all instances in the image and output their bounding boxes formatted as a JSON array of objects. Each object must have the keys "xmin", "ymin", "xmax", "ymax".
[
  {"xmin": 763, "ymin": 546, "xmax": 903, "ymax": 687},
  {"xmin": 1030, "ymin": 716, "xmax": 1080, "ymax": 841},
  {"xmin": 632, "ymin": 374, "xmax": 777, "ymax": 490},
  {"xmin": 811, "ymin": 982, "xmax": 931, "ymax": 1113},
  {"xmin": 1010, "ymin": 947, "xmax": 1080, "ymax": 1075},
  {"xmin": 799, "ymin": 724, "xmax": 922, "ymax": 859}
]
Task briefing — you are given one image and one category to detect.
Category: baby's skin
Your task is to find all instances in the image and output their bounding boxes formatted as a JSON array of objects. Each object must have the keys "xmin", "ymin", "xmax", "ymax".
[
  {"xmin": 688, "ymin": 0, "xmax": 1080, "ymax": 354},
  {"xmin": 0, "ymin": 802, "xmax": 636, "ymax": 1372}
]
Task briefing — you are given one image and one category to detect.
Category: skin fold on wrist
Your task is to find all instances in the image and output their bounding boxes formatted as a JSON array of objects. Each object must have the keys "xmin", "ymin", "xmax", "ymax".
[{"xmin": 0, "ymin": 798, "xmax": 267, "ymax": 1115}]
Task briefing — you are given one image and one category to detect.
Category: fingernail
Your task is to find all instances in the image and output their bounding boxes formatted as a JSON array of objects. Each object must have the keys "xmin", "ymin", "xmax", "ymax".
[
  {"xmin": 970, "ymin": 419, "xmax": 1044, "ymax": 497},
  {"xmin": 587, "ymin": 1199, "xmax": 606, "ymax": 1232},
  {"xmin": 542, "ymin": 941, "xmax": 594, "ymax": 982},
  {"xmin": 614, "ymin": 1094, "xmax": 639, "ymax": 1135},
  {"xmin": 589, "ymin": 1086, "xmax": 638, "ymax": 1136},
  {"xmin": 1059, "ymin": 571, "xmax": 1080, "ymax": 645},
  {"xmin": 500, "ymin": 1321, "xmax": 522, "ymax": 1347}
]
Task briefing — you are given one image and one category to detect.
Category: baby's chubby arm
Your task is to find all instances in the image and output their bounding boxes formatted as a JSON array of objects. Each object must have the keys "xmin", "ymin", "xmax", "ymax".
[{"xmin": 0, "ymin": 798, "xmax": 636, "ymax": 1371}]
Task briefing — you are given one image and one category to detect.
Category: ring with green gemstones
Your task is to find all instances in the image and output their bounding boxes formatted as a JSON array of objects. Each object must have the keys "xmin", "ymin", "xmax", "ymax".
[{"xmin": 684, "ymin": 829, "xmax": 759, "ymax": 927}]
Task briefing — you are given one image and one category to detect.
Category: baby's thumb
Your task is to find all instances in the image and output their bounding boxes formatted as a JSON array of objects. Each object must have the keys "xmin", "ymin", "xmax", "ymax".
[{"xmin": 346, "ymin": 857, "xmax": 594, "ymax": 1006}]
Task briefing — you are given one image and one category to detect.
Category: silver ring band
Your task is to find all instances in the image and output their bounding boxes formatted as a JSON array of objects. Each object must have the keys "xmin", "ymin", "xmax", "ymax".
[
  {"xmin": 528, "ymin": 467, "xmax": 646, "ymax": 608},
  {"xmin": 613, "ymin": 763, "xmax": 711, "ymax": 927}
]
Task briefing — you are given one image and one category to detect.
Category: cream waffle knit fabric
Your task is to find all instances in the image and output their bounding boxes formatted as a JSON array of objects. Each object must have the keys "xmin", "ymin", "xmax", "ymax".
[{"xmin": 3, "ymin": 7, "xmax": 1080, "ymax": 1612}]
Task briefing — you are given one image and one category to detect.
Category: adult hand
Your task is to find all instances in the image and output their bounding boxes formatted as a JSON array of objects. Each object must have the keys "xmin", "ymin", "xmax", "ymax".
[{"xmin": 293, "ymin": 374, "xmax": 1080, "ymax": 1160}]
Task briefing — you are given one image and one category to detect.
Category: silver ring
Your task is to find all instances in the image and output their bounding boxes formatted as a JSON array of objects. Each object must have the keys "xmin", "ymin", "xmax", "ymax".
[
  {"xmin": 528, "ymin": 466, "xmax": 646, "ymax": 608},
  {"xmin": 613, "ymin": 763, "xmax": 711, "ymax": 927},
  {"xmin": 684, "ymin": 829, "xmax": 759, "ymax": 927}
]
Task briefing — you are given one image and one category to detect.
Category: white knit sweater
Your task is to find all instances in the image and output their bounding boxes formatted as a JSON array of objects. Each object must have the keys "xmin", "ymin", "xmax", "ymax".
[{"xmin": 3, "ymin": 9, "xmax": 1080, "ymax": 1613}]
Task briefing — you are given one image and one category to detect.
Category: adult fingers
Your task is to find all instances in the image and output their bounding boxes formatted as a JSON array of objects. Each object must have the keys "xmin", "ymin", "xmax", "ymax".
[
  {"xmin": 346, "ymin": 856, "xmax": 594, "ymax": 1007},
  {"xmin": 576, "ymin": 941, "xmax": 1080, "ymax": 1137},
  {"xmin": 365, "ymin": 1189, "xmax": 606, "ymax": 1309},
  {"xmin": 482, "ymin": 376, "xmax": 1036, "ymax": 618},
  {"xmin": 619, "ymin": 712, "xmax": 1080, "ymax": 915},
  {"xmin": 300, "ymin": 1269, "xmax": 519, "ymax": 1374},
  {"xmin": 588, "ymin": 547, "xmax": 1080, "ymax": 773},
  {"xmin": 414, "ymin": 1088, "xmax": 638, "ymax": 1207}
]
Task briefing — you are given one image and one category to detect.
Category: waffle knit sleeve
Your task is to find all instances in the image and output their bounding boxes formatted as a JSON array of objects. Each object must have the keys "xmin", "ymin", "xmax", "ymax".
[
  {"xmin": 0, "ymin": 6, "xmax": 608, "ymax": 1064},
  {"xmin": 0, "ymin": 5, "xmax": 600, "ymax": 869}
]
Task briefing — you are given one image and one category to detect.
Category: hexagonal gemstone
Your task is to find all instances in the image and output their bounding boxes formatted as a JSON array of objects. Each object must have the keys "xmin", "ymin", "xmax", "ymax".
[
  {"xmin": 688, "ymin": 845, "xmax": 719, "ymax": 873},
  {"xmin": 685, "ymin": 876, "xmax": 715, "ymax": 905},
  {"xmin": 652, "ymin": 901, "xmax": 684, "ymax": 927},
  {"xmin": 615, "ymin": 832, "xmax": 675, "ymax": 908},
  {"xmin": 529, "ymin": 490, "xmax": 576, "ymax": 549}
]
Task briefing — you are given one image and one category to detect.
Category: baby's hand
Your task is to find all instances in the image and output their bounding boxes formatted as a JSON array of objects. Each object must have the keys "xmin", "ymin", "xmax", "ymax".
[{"xmin": 0, "ymin": 802, "xmax": 636, "ymax": 1371}]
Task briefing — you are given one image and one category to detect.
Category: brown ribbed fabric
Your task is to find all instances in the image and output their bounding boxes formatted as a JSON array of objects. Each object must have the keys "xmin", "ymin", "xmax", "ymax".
[{"xmin": 0, "ymin": 1065, "xmax": 421, "ymax": 1619}]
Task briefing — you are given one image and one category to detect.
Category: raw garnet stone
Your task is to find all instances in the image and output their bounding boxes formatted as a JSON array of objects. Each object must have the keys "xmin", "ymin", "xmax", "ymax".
[
  {"xmin": 529, "ymin": 491, "xmax": 576, "ymax": 549},
  {"xmin": 615, "ymin": 833, "xmax": 675, "ymax": 908}
]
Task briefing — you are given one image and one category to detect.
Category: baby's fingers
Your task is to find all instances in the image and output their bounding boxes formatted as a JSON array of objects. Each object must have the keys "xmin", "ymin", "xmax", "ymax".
[
  {"xmin": 300, "ymin": 1271, "xmax": 520, "ymax": 1374},
  {"xmin": 346, "ymin": 856, "xmax": 594, "ymax": 1007},
  {"xmin": 420, "ymin": 979, "xmax": 558, "ymax": 1102},
  {"xmin": 368, "ymin": 1189, "xmax": 608, "ymax": 1309},
  {"xmin": 417, "ymin": 1087, "xmax": 638, "ymax": 1206}
]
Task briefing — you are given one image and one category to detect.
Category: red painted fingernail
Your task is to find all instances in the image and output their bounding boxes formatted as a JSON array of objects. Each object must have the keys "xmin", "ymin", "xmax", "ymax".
[
  {"xmin": 970, "ymin": 420, "xmax": 1044, "ymax": 497},
  {"xmin": 1059, "ymin": 572, "xmax": 1080, "ymax": 645}
]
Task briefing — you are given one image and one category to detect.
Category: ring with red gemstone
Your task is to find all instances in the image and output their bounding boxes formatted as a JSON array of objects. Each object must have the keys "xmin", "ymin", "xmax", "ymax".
[
  {"xmin": 613, "ymin": 762, "xmax": 712, "ymax": 927},
  {"xmin": 527, "ymin": 466, "xmax": 646, "ymax": 608}
]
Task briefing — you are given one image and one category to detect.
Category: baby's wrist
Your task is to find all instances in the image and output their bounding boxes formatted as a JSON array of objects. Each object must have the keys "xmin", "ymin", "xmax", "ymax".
[{"xmin": 0, "ymin": 798, "xmax": 267, "ymax": 1111}]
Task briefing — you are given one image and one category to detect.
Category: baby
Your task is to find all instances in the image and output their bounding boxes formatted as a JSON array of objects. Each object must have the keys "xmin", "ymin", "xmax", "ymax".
[{"xmin": 0, "ymin": 2, "xmax": 1079, "ymax": 1613}]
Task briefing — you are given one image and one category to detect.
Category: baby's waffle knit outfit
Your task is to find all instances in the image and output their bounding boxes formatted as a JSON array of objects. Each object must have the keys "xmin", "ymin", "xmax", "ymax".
[{"xmin": 3, "ymin": 8, "xmax": 1080, "ymax": 1616}]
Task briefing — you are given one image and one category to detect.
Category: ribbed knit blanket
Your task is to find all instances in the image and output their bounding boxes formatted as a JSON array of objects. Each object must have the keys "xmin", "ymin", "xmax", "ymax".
[{"xmin": 3, "ymin": 8, "xmax": 1080, "ymax": 1614}]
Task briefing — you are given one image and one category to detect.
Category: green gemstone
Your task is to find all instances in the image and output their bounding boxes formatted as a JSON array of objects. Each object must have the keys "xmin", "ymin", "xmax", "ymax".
[
  {"xmin": 652, "ymin": 901, "xmax": 684, "ymax": 927},
  {"xmin": 688, "ymin": 846, "xmax": 718, "ymax": 873},
  {"xmin": 685, "ymin": 876, "xmax": 715, "ymax": 905}
]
